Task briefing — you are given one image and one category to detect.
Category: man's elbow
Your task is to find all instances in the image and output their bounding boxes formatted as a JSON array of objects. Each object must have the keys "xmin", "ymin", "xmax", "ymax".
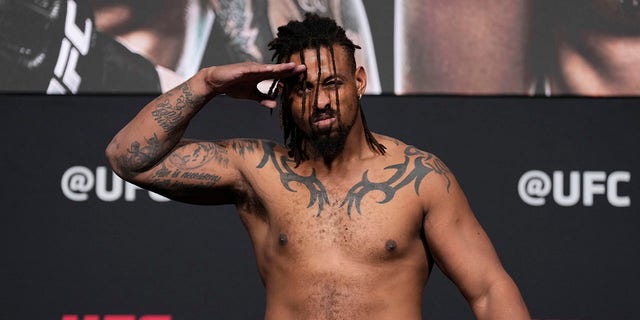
[
  {"xmin": 470, "ymin": 276, "xmax": 530, "ymax": 320},
  {"xmin": 104, "ymin": 139, "xmax": 134, "ymax": 180}
]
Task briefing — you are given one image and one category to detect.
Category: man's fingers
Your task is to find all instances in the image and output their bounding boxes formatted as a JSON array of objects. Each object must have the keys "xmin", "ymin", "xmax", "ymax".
[
  {"xmin": 205, "ymin": 62, "xmax": 305, "ymax": 105},
  {"xmin": 254, "ymin": 63, "xmax": 304, "ymax": 98},
  {"xmin": 259, "ymin": 98, "xmax": 278, "ymax": 109},
  {"xmin": 255, "ymin": 62, "xmax": 306, "ymax": 79}
]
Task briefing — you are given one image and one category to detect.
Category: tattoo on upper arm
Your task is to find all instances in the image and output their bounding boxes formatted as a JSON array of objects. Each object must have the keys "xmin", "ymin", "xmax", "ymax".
[
  {"xmin": 152, "ymin": 162, "xmax": 223, "ymax": 183},
  {"xmin": 231, "ymin": 139, "xmax": 261, "ymax": 158},
  {"xmin": 151, "ymin": 81, "xmax": 205, "ymax": 133},
  {"xmin": 405, "ymin": 146, "xmax": 452, "ymax": 191},
  {"xmin": 147, "ymin": 142, "xmax": 228, "ymax": 192},
  {"xmin": 149, "ymin": 178, "xmax": 222, "ymax": 195},
  {"xmin": 168, "ymin": 142, "xmax": 229, "ymax": 169}
]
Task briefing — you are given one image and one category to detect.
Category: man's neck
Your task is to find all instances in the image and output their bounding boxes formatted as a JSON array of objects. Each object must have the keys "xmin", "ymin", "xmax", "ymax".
[{"xmin": 304, "ymin": 129, "xmax": 378, "ymax": 175}]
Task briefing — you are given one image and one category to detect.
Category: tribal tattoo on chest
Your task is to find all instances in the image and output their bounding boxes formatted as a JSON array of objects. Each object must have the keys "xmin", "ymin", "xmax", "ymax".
[
  {"xmin": 250, "ymin": 141, "xmax": 451, "ymax": 217},
  {"xmin": 342, "ymin": 146, "xmax": 451, "ymax": 216},
  {"xmin": 256, "ymin": 141, "xmax": 330, "ymax": 216}
]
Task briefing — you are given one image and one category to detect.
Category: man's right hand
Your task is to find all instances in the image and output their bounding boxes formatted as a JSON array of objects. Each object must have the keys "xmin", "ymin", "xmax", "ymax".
[{"xmin": 202, "ymin": 62, "xmax": 306, "ymax": 108}]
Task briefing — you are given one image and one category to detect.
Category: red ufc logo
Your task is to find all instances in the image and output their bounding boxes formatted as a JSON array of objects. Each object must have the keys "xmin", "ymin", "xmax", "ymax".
[{"xmin": 62, "ymin": 316, "xmax": 171, "ymax": 320}]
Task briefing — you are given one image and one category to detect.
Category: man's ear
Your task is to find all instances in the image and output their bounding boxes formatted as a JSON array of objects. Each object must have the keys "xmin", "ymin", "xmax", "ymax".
[
  {"xmin": 355, "ymin": 66, "xmax": 367, "ymax": 97},
  {"xmin": 277, "ymin": 79, "xmax": 284, "ymax": 93}
]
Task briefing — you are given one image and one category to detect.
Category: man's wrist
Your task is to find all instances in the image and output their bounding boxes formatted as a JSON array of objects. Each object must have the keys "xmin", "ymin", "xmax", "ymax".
[{"xmin": 193, "ymin": 67, "xmax": 221, "ymax": 99}]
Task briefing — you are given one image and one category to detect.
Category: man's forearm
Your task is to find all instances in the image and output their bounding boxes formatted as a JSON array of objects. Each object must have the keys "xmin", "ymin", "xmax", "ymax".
[
  {"xmin": 105, "ymin": 70, "xmax": 214, "ymax": 178},
  {"xmin": 105, "ymin": 61, "xmax": 305, "ymax": 178}
]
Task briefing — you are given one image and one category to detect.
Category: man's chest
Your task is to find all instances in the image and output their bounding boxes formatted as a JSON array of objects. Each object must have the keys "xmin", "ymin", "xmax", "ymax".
[
  {"xmin": 234, "ymin": 140, "xmax": 442, "ymax": 256},
  {"xmin": 267, "ymin": 194, "xmax": 423, "ymax": 257},
  {"xmin": 244, "ymin": 165, "xmax": 427, "ymax": 259}
]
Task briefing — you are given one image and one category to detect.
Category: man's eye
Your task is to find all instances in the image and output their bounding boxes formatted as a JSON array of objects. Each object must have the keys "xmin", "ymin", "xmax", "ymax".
[{"xmin": 325, "ymin": 80, "xmax": 342, "ymax": 87}]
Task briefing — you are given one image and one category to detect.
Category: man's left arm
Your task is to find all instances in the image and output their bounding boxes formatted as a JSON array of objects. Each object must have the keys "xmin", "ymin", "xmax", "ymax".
[{"xmin": 421, "ymin": 157, "xmax": 530, "ymax": 319}]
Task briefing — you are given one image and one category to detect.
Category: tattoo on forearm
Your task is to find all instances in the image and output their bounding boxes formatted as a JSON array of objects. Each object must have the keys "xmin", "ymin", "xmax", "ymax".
[
  {"xmin": 152, "ymin": 98, "xmax": 183, "ymax": 133},
  {"xmin": 152, "ymin": 81, "xmax": 205, "ymax": 133},
  {"xmin": 117, "ymin": 134, "xmax": 163, "ymax": 176},
  {"xmin": 257, "ymin": 141, "xmax": 329, "ymax": 216}
]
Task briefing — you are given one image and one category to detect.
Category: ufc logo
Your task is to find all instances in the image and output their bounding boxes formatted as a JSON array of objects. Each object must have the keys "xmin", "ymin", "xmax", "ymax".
[
  {"xmin": 61, "ymin": 316, "xmax": 171, "ymax": 320},
  {"xmin": 47, "ymin": 0, "xmax": 92, "ymax": 94}
]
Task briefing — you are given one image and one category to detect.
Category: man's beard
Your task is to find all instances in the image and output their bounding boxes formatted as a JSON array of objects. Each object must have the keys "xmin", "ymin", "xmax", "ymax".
[
  {"xmin": 306, "ymin": 107, "xmax": 356, "ymax": 162},
  {"xmin": 309, "ymin": 124, "xmax": 349, "ymax": 160}
]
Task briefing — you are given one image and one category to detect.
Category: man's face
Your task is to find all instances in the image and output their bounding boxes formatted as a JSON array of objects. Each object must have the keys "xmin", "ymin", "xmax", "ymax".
[{"xmin": 285, "ymin": 45, "xmax": 366, "ymax": 153}]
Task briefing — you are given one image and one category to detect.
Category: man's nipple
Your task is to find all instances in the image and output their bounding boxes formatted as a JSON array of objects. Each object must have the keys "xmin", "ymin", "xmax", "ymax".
[
  {"xmin": 279, "ymin": 233, "xmax": 289, "ymax": 246},
  {"xmin": 385, "ymin": 239, "xmax": 397, "ymax": 252}
]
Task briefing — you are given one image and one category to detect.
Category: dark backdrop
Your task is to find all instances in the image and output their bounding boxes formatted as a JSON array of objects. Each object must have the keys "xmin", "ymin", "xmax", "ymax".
[{"xmin": 3, "ymin": 95, "xmax": 638, "ymax": 319}]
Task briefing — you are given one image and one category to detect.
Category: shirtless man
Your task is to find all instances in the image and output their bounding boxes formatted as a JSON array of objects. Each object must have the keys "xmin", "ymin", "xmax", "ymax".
[{"xmin": 106, "ymin": 14, "xmax": 529, "ymax": 319}]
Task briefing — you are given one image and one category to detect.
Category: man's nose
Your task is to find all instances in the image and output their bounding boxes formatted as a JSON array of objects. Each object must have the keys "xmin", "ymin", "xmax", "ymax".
[{"xmin": 314, "ymin": 89, "xmax": 332, "ymax": 110}]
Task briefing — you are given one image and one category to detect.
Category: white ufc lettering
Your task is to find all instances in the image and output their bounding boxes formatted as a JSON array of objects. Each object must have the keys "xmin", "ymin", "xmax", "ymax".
[
  {"xmin": 518, "ymin": 170, "xmax": 631, "ymax": 207},
  {"xmin": 47, "ymin": 0, "xmax": 93, "ymax": 94}
]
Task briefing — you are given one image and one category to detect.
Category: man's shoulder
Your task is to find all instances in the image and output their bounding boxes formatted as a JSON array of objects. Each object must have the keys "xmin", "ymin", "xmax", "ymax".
[
  {"xmin": 374, "ymin": 134, "xmax": 454, "ymax": 194},
  {"xmin": 224, "ymin": 138, "xmax": 286, "ymax": 156},
  {"xmin": 374, "ymin": 134, "xmax": 438, "ymax": 160},
  {"xmin": 373, "ymin": 133, "xmax": 407, "ymax": 152},
  {"xmin": 219, "ymin": 138, "xmax": 291, "ymax": 171}
]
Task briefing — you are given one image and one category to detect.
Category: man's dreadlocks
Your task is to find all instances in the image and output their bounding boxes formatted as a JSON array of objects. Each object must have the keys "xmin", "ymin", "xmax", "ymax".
[{"xmin": 268, "ymin": 13, "xmax": 386, "ymax": 166}]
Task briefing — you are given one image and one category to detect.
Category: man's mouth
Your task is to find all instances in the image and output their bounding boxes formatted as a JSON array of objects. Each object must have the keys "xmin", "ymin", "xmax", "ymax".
[{"xmin": 312, "ymin": 113, "xmax": 336, "ymax": 129}]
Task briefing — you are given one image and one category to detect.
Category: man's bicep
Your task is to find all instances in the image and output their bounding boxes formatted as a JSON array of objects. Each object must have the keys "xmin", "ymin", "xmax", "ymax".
[
  {"xmin": 422, "ymin": 175, "xmax": 506, "ymax": 302},
  {"xmin": 132, "ymin": 139, "xmax": 243, "ymax": 204}
]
